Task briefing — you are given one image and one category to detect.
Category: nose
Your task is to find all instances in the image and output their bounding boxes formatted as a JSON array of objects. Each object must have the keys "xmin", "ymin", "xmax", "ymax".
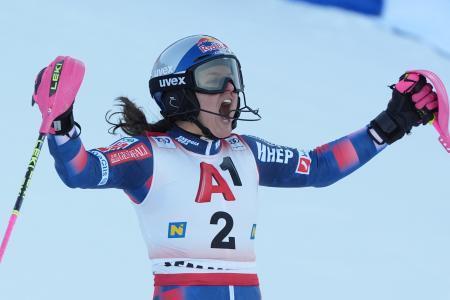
[{"xmin": 224, "ymin": 80, "xmax": 236, "ymax": 93}]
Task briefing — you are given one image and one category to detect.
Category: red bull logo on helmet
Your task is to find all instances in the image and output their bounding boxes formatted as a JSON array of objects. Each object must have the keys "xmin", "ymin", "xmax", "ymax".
[{"xmin": 196, "ymin": 37, "xmax": 229, "ymax": 54}]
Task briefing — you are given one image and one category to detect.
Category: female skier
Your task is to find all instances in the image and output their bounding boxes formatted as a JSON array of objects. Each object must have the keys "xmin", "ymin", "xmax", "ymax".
[{"xmin": 33, "ymin": 35, "xmax": 438, "ymax": 300}]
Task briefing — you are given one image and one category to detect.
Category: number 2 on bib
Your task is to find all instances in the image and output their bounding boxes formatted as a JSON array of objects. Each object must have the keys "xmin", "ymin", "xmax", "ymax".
[{"xmin": 210, "ymin": 211, "xmax": 235, "ymax": 249}]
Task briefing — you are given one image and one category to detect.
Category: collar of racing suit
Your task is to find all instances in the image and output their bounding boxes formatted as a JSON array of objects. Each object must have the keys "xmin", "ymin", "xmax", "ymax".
[{"xmin": 166, "ymin": 126, "xmax": 224, "ymax": 155}]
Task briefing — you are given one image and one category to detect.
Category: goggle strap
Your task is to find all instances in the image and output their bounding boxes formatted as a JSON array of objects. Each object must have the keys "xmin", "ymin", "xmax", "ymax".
[{"xmin": 149, "ymin": 73, "xmax": 194, "ymax": 96}]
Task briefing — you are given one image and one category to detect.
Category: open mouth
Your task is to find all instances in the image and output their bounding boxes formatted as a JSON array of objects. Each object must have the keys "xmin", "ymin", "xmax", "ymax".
[{"xmin": 219, "ymin": 99, "xmax": 233, "ymax": 119}]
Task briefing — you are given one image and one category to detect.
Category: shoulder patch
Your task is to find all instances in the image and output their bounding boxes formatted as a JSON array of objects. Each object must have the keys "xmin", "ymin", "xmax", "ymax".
[
  {"xmin": 97, "ymin": 137, "xmax": 139, "ymax": 153},
  {"xmin": 225, "ymin": 136, "xmax": 246, "ymax": 151},
  {"xmin": 107, "ymin": 143, "xmax": 152, "ymax": 166},
  {"xmin": 151, "ymin": 136, "xmax": 177, "ymax": 149}
]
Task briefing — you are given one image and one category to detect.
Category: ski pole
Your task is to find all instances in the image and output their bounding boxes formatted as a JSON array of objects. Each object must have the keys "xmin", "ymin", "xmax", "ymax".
[
  {"xmin": 0, "ymin": 56, "xmax": 84, "ymax": 263},
  {"xmin": 407, "ymin": 70, "xmax": 450, "ymax": 153},
  {"xmin": 0, "ymin": 133, "xmax": 46, "ymax": 263}
]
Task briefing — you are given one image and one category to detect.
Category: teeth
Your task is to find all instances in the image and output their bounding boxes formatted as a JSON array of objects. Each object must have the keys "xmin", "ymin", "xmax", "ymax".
[{"xmin": 223, "ymin": 99, "xmax": 232, "ymax": 105}]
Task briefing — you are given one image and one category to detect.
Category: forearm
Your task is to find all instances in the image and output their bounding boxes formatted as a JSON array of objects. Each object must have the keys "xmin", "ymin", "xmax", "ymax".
[
  {"xmin": 48, "ymin": 129, "xmax": 107, "ymax": 189},
  {"xmin": 309, "ymin": 127, "xmax": 385, "ymax": 187}
]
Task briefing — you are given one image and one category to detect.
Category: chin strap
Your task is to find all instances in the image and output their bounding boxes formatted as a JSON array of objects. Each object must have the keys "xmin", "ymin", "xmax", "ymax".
[
  {"xmin": 191, "ymin": 118, "xmax": 218, "ymax": 139},
  {"xmin": 164, "ymin": 89, "xmax": 261, "ymax": 139}
]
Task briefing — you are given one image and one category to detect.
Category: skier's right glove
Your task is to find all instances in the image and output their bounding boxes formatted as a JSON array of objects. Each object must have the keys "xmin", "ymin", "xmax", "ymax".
[
  {"xmin": 368, "ymin": 73, "xmax": 438, "ymax": 145},
  {"xmin": 32, "ymin": 56, "xmax": 85, "ymax": 136}
]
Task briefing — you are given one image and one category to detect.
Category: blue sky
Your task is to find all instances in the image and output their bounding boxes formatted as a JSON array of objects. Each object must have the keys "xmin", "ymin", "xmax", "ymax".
[{"xmin": 1, "ymin": 1, "xmax": 450, "ymax": 299}]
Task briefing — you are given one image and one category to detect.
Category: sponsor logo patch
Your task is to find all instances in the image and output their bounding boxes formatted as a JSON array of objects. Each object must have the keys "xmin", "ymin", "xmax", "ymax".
[
  {"xmin": 153, "ymin": 65, "xmax": 174, "ymax": 77},
  {"xmin": 296, "ymin": 150, "xmax": 312, "ymax": 174},
  {"xmin": 196, "ymin": 37, "xmax": 228, "ymax": 54},
  {"xmin": 89, "ymin": 150, "xmax": 109, "ymax": 185},
  {"xmin": 97, "ymin": 137, "xmax": 139, "ymax": 153},
  {"xmin": 151, "ymin": 136, "xmax": 176, "ymax": 149},
  {"xmin": 49, "ymin": 61, "xmax": 64, "ymax": 96},
  {"xmin": 107, "ymin": 143, "xmax": 152, "ymax": 166},
  {"xmin": 175, "ymin": 135, "xmax": 200, "ymax": 147},
  {"xmin": 225, "ymin": 136, "xmax": 246, "ymax": 151},
  {"xmin": 158, "ymin": 76, "xmax": 186, "ymax": 88},
  {"xmin": 256, "ymin": 141, "xmax": 294, "ymax": 164},
  {"xmin": 168, "ymin": 222, "xmax": 187, "ymax": 238}
]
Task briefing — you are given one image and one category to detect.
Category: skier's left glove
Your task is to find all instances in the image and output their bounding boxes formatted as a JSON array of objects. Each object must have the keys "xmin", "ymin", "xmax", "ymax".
[
  {"xmin": 32, "ymin": 56, "xmax": 85, "ymax": 136},
  {"xmin": 368, "ymin": 73, "xmax": 438, "ymax": 145}
]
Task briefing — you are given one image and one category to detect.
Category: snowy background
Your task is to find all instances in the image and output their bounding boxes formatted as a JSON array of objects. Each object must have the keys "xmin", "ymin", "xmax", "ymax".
[{"xmin": 1, "ymin": 1, "xmax": 450, "ymax": 299}]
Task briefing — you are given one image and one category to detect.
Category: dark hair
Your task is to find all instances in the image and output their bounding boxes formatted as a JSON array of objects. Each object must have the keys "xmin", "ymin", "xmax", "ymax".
[{"xmin": 106, "ymin": 96, "xmax": 173, "ymax": 136}]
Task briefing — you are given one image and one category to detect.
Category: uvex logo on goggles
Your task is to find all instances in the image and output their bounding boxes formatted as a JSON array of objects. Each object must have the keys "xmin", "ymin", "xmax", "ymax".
[{"xmin": 158, "ymin": 76, "xmax": 186, "ymax": 88}]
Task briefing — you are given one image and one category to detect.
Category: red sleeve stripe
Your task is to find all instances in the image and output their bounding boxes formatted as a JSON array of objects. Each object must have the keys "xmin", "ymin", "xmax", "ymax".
[
  {"xmin": 68, "ymin": 145, "xmax": 88, "ymax": 174},
  {"xmin": 331, "ymin": 139, "xmax": 359, "ymax": 172}
]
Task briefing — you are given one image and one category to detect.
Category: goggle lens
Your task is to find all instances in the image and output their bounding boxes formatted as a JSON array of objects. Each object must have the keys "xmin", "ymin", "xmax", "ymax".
[{"xmin": 193, "ymin": 57, "xmax": 243, "ymax": 93}]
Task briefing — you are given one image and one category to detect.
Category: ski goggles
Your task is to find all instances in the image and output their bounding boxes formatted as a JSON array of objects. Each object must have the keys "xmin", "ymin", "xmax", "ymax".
[{"xmin": 149, "ymin": 55, "xmax": 244, "ymax": 96}]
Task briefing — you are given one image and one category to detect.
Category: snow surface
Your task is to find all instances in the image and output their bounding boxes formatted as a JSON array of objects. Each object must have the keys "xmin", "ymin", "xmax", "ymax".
[{"xmin": 1, "ymin": 1, "xmax": 450, "ymax": 299}]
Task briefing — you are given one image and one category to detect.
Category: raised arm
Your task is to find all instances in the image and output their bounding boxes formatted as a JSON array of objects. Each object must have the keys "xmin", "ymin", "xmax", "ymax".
[
  {"xmin": 32, "ymin": 56, "xmax": 153, "ymax": 204},
  {"xmin": 242, "ymin": 72, "xmax": 438, "ymax": 188},
  {"xmin": 242, "ymin": 128, "xmax": 383, "ymax": 187}
]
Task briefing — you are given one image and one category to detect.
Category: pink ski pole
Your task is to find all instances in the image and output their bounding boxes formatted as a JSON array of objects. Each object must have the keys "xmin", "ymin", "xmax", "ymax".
[
  {"xmin": 0, "ymin": 56, "xmax": 85, "ymax": 262},
  {"xmin": 408, "ymin": 70, "xmax": 450, "ymax": 153},
  {"xmin": 0, "ymin": 134, "xmax": 46, "ymax": 262}
]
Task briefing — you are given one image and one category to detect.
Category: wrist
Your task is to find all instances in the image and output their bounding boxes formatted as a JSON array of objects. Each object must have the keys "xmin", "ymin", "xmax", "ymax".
[
  {"xmin": 52, "ymin": 107, "xmax": 75, "ymax": 135},
  {"xmin": 369, "ymin": 110, "xmax": 405, "ymax": 145},
  {"xmin": 367, "ymin": 127, "xmax": 385, "ymax": 145}
]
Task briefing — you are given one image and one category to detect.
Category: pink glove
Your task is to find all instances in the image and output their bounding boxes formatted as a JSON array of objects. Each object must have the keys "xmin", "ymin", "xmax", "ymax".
[
  {"xmin": 32, "ymin": 56, "xmax": 85, "ymax": 134},
  {"xmin": 395, "ymin": 73, "xmax": 438, "ymax": 124},
  {"xmin": 405, "ymin": 69, "xmax": 450, "ymax": 153},
  {"xmin": 412, "ymin": 82, "xmax": 438, "ymax": 111}
]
